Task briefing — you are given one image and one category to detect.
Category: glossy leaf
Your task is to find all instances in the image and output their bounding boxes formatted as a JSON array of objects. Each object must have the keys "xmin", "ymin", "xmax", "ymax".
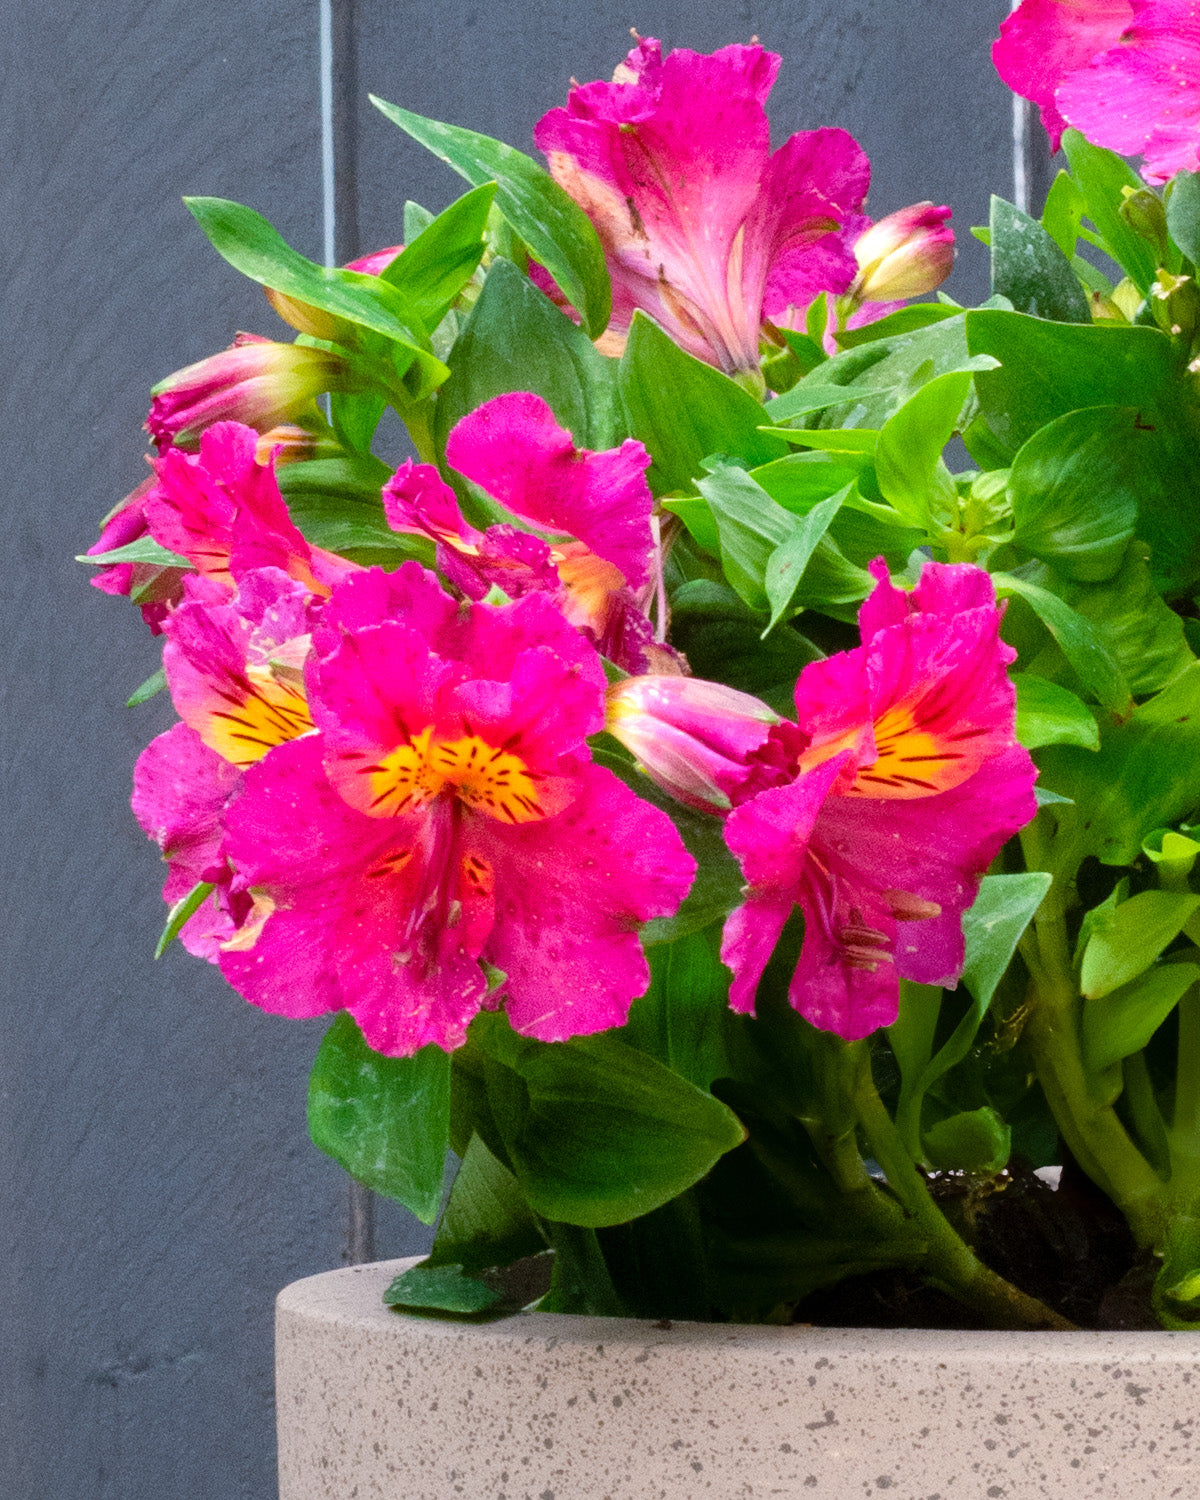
[
  {"xmin": 1014, "ymin": 675, "xmax": 1099, "ymax": 751},
  {"xmin": 379, "ymin": 182, "xmax": 495, "ymax": 330},
  {"xmin": 695, "ymin": 464, "xmax": 793, "ymax": 613},
  {"xmin": 1166, "ymin": 170, "xmax": 1200, "ymax": 264},
  {"xmin": 370, "ymin": 96, "xmax": 611, "ymax": 338},
  {"xmin": 1083, "ymin": 963, "xmax": 1200, "ymax": 1073},
  {"xmin": 1041, "ymin": 169, "xmax": 1086, "ymax": 260},
  {"xmin": 383, "ymin": 1261, "xmax": 500, "ymax": 1314},
  {"xmin": 622, "ymin": 927, "xmax": 733, "ymax": 1091},
  {"xmin": 874, "ymin": 370, "xmax": 972, "ymax": 526},
  {"xmin": 428, "ymin": 1131, "xmax": 545, "ymax": 1273},
  {"xmin": 126, "ymin": 667, "xmax": 167, "ymax": 708},
  {"xmin": 923, "ymin": 1106, "xmax": 1011, "ymax": 1175},
  {"xmin": 990, "ymin": 196, "xmax": 1091, "ymax": 323},
  {"xmin": 307, "ymin": 1014, "xmax": 451, "ymax": 1223},
  {"xmin": 1039, "ymin": 664, "xmax": 1200, "ymax": 870},
  {"xmin": 619, "ymin": 313, "xmax": 786, "ymax": 493},
  {"xmin": 763, "ymin": 489, "xmax": 847, "ymax": 631},
  {"xmin": 993, "ymin": 572, "xmax": 1132, "ymax": 717},
  {"xmin": 183, "ymin": 196, "xmax": 446, "ymax": 396},
  {"xmin": 959, "ymin": 872, "xmax": 1054, "ymax": 1009},
  {"xmin": 1080, "ymin": 890, "xmax": 1200, "ymax": 998},
  {"xmin": 473, "ymin": 1013, "xmax": 746, "ymax": 1229},
  {"xmin": 277, "ymin": 456, "xmax": 434, "ymax": 567},
  {"xmin": 154, "ymin": 881, "xmax": 214, "ymax": 959},
  {"xmin": 1061, "ymin": 130, "xmax": 1157, "ymax": 294},
  {"xmin": 433, "ymin": 258, "xmax": 619, "ymax": 460},
  {"xmin": 80, "ymin": 537, "xmax": 189, "ymax": 569}
]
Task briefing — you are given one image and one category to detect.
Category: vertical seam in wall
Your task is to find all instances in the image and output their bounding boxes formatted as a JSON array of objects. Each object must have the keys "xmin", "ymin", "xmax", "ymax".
[
  {"xmin": 320, "ymin": 0, "xmax": 337, "ymax": 267},
  {"xmin": 1013, "ymin": 93, "xmax": 1030, "ymax": 216}
]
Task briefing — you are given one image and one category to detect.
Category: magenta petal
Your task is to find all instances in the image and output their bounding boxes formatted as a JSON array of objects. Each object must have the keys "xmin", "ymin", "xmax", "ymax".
[
  {"xmin": 383, "ymin": 460, "xmax": 476, "ymax": 545},
  {"xmin": 445, "ymin": 393, "xmax": 655, "ymax": 588},
  {"xmin": 472, "ymin": 762, "xmax": 696, "ymax": 1041},
  {"xmin": 1057, "ymin": 2, "xmax": 1200, "ymax": 180},
  {"xmin": 219, "ymin": 738, "xmax": 489, "ymax": 1050},
  {"xmin": 992, "ymin": 0, "xmax": 1134, "ymax": 149},
  {"xmin": 132, "ymin": 720, "xmax": 241, "ymax": 910}
]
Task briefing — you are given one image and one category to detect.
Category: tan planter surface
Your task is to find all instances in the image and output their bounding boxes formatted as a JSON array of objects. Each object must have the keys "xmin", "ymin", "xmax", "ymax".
[{"xmin": 277, "ymin": 1258, "xmax": 1199, "ymax": 1499}]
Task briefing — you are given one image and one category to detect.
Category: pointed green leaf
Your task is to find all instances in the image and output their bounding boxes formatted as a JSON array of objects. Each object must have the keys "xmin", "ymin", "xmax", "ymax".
[
  {"xmin": 1166, "ymin": 170, "xmax": 1200, "ymax": 264},
  {"xmin": 623, "ymin": 927, "xmax": 733, "ymax": 1090},
  {"xmin": 370, "ymin": 97, "xmax": 611, "ymax": 338},
  {"xmin": 473, "ymin": 1013, "xmax": 746, "ymax": 1228},
  {"xmin": 994, "ymin": 572, "xmax": 1132, "ymax": 716},
  {"xmin": 874, "ymin": 369, "xmax": 972, "ymax": 525},
  {"xmin": 960, "ymin": 872, "xmax": 1053, "ymax": 1008},
  {"xmin": 429, "ymin": 1132, "xmax": 545, "ymax": 1273},
  {"xmin": 619, "ymin": 313, "xmax": 786, "ymax": 492},
  {"xmin": 79, "ymin": 537, "xmax": 189, "ymax": 568},
  {"xmin": 126, "ymin": 667, "xmax": 167, "ymax": 708},
  {"xmin": 378, "ymin": 182, "xmax": 495, "ymax": 330},
  {"xmin": 383, "ymin": 1261, "xmax": 501, "ymax": 1314},
  {"xmin": 154, "ymin": 881, "xmax": 215, "ymax": 959},
  {"xmin": 1014, "ymin": 675, "xmax": 1099, "ymax": 751},
  {"xmin": 990, "ymin": 196, "xmax": 1091, "ymax": 323},
  {"xmin": 1081, "ymin": 891, "xmax": 1200, "ymax": 998},
  {"xmin": 307, "ymin": 1014, "xmax": 450, "ymax": 1223},
  {"xmin": 1061, "ymin": 130, "xmax": 1157, "ymax": 293},
  {"xmin": 1083, "ymin": 963, "xmax": 1200, "ymax": 1073},
  {"xmin": 763, "ymin": 488, "xmax": 847, "ymax": 630}
]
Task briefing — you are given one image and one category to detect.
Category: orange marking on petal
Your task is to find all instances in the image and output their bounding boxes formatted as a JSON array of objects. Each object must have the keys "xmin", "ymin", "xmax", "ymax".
[
  {"xmin": 365, "ymin": 729, "xmax": 557, "ymax": 824},
  {"xmin": 204, "ymin": 665, "xmax": 314, "ymax": 767}
]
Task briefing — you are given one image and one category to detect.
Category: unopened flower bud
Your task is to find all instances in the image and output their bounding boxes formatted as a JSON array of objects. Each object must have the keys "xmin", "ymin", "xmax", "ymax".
[
  {"xmin": 605, "ymin": 675, "xmax": 778, "ymax": 815},
  {"xmin": 851, "ymin": 203, "xmax": 955, "ymax": 302},
  {"xmin": 1119, "ymin": 186, "xmax": 1169, "ymax": 262},
  {"xmin": 146, "ymin": 335, "xmax": 350, "ymax": 451},
  {"xmin": 1150, "ymin": 270, "xmax": 1200, "ymax": 341}
]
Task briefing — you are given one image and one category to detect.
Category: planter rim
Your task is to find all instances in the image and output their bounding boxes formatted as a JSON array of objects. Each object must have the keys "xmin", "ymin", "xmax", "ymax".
[{"xmin": 278, "ymin": 1257, "xmax": 1200, "ymax": 1359}]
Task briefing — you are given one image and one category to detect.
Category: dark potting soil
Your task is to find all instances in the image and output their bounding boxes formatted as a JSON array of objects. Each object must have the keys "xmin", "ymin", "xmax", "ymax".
[{"xmin": 789, "ymin": 1158, "xmax": 1161, "ymax": 1331}]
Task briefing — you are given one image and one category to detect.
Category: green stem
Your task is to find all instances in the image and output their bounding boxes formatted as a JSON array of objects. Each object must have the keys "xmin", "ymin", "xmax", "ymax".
[
  {"xmin": 391, "ymin": 394, "xmax": 438, "ymax": 464},
  {"xmin": 851, "ymin": 1054, "xmax": 1075, "ymax": 1330},
  {"xmin": 1173, "ymin": 984, "xmax": 1200, "ymax": 1147}
]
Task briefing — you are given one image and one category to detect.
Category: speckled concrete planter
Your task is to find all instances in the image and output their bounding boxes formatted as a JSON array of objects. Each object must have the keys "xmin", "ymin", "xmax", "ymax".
[{"xmin": 276, "ymin": 1257, "xmax": 1199, "ymax": 1499}]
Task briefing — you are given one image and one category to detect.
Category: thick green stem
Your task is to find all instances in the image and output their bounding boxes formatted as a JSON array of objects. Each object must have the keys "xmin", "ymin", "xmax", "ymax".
[{"xmin": 851, "ymin": 1054, "xmax": 1075, "ymax": 1330}]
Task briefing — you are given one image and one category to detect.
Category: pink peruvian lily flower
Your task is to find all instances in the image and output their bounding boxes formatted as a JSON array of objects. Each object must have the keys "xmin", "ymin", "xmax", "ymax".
[
  {"xmin": 534, "ymin": 36, "xmax": 870, "ymax": 375},
  {"xmin": 993, "ymin": 0, "xmax": 1134, "ymax": 152},
  {"xmin": 218, "ymin": 563, "xmax": 696, "ymax": 1056},
  {"xmin": 995, "ymin": 0, "xmax": 1200, "ymax": 182},
  {"xmin": 144, "ymin": 420, "xmax": 357, "ymax": 600},
  {"xmin": 86, "ymin": 476, "xmax": 187, "ymax": 633},
  {"xmin": 383, "ymin": 391, "xmax": 672, "ymax": 673},
  {"xmin": 719, "ymin": 559, "xmax": 1038, "ymax": 1041},
  {"xmin": 133, "ymin": 567, "xmax": 317, "ymax": 958},
  {"xmin": 146, "ymin": 333, "xmax": 351, "ymax": 452}
]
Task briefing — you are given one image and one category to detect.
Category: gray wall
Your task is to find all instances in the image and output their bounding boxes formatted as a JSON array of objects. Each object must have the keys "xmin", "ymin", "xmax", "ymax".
[{"xmin": 1, "ymin": 3, "xmax": 1025, "ymax": 1496}]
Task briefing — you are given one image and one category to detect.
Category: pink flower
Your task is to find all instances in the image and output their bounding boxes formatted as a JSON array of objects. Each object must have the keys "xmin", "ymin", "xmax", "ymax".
[
  {"xmin": 86, "ymin": 477, "xmax": 187, "ymax": 633},
  {"xmin": 533, "ymin": 37, "xmax": 870, "ymax": 374},
  {"xmin": 719, "ymin": 560, "xmax": 1038, "ymax": 1040},
  {"xmin": 217, "ymin": 564, "xmax": 696, "ymax": 1055},
  {"xmin": 383, "ymin": 392, "xmax": 669, "ymax": 672},
  {"xmin": 144, "ymin": 421, "xmax": 357, "ymax": 598},
  {"xmin": 993, "ymin": 0, "xmax": 1134, "ymax": 152},
  {"xmin": 994, "ymin": 0, "xmax": 1200, "ymax": 181},
  {"xmin": 133, "ymin": 568, "xmax": 317, "ymax": 957},
  {"xmin": 147, "ymin": 333, "xmax": 350, "ymax": 451}
]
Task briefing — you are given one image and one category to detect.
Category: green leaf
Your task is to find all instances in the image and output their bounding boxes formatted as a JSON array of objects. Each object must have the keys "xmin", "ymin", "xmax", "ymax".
[
  {"xmin": 665, "ymin": 578, "xmax": 825, "ymax": 706},
  {"xmin": 781, "ymin": 308, "xmax": 1000, "ymax": 433},
  {"xmin": 762, "ymin": 381, "xmax": 899, "ymax": 425},
  {"xmin": 370, "ymin": 97, "xmax": 611, "ymax": 338},
  {"xmin": 382, "ymin": 1262, "xmax": 500, "ymax": 1314},
  {"xmin": 183, "ymin": 196, "xmax": 446, "ymax": 396},
  {"xmin": 1008, "ymin": 407, "xmax": 1138, "ymax": 581},
  {"xmin": 832, "ymin": 303, "xmax": 958, "ymax": 348},
  {"xmin": 1041, "ymin": 169, "xmax": 1086, "ymax": 260},
  {"xmin": 328, "ymin": 388, "xmax": 386, "ymax": 455},
  {"xmin": 378, "ymin": 182, "xmax": 495, "ymax": 330},
  {"xmin": 472, "ymin": 1013, "xmax": 746, "ymax": 1228},
  {"xmin": 154, "ymin": 881, "xmax": 215, "ymax": 959},
  {"xmin": 1039, "ymin": 663, "xmax": 1200, "ymax": 870},
  {"xmin": 619, "ymin": 313, "xmax": 787, "ymax": 493},
  {"xmin": 694, "ymin": 463, "xmax": 793, "ymax": 612},
  {"xmin": 428, "ymin": 1132, "xmax": 545, "ymax": 1273},
  {"xmin": 923, "ymin": 1106, "xmax": 1011, "ymax": 1175},
  {"xmin": 960, "ymin": 872, "xmax": 1054, "ymax": 1009},
  {"xmin": 622, "ymin": 928, "xmax": 733, "ymax": 1090},
  {"xmin": 874, "ymin": 370, "xmax": 972, "ymax": 526},
  {"xmin": 1061, "ymin": 130, "xmax": 1158, "ymax": 293},
  {"xmin": 1014, "ymin": 675, "xmax": 1099, "ymax": 751},
  {"xmin": 1047, "ymin": 543, "xmax": 1195, "ymax": 697},
  {"xmin": 79, "ymin": 537, "xmax": 189, "ymax": 568},
  {"xmin": 1080, "ymin": 890, "xmax": 1200, "ymax": 998},
  {"xmin": 990, "ymin": 196, "xmax": 1091, "ymax": 324},
  {"xmin": 307, "ymin": 1014, "xmax": 450, "ymax": 1223},
  {"xmin": 434, "ymin": 258, "xmax": 619, "ymax": 460},
  {"xmin": 126, "ymin": 667, "xmax": 167, "ymax": 708},
  {"xmin": 763, "ymin": 489, "xmax": 847, "ymax": 631},
  {"xmin": 1167, "ymin": 170, "xmax": 1200, "ymax": 264},
  {"xmin": 1083, "ymin": 963, "xmax": 1200, "ymax": 1073},
  {"xmin": 993, "ymin": 572, "xmax": 1133, "ymax": 717}
]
